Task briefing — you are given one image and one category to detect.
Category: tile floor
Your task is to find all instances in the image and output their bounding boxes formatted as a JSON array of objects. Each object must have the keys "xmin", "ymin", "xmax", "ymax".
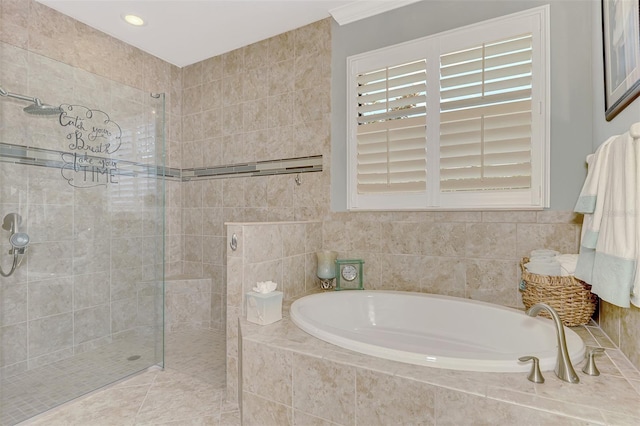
[
  {"xmin": 2, "ymin": 331, "xmax": 158, "ymax": 426},
  {"xmin": 11, "ymin": 329, "xmax": 237, "ymax": 426}
]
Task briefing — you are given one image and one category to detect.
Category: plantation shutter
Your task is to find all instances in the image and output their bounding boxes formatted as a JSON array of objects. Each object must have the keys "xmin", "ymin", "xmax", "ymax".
[
  {"xmin": 439, "ymin": 34, "xmax": 533, "ymax": 192},
  {"xmin": 356, "ymin": 60, "xmax": 427, "ymax": 194}
]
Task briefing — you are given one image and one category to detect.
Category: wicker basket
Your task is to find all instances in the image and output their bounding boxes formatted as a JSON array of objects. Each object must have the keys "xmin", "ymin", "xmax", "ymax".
[{"xmin": 519, "ymin": 257, "xmax": 598, "ymax": 326}]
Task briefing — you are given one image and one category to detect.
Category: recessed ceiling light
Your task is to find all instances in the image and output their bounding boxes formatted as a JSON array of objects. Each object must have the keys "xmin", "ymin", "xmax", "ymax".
[{"xmin": 123, "ymin": 14, "xmax": 145, "ymax": 26}]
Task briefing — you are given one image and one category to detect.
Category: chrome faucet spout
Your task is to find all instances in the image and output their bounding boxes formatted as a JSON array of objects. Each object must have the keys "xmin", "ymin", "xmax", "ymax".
[{"xmin": 526, "ymin": 303, "xmax": 580, "ymax": 383}]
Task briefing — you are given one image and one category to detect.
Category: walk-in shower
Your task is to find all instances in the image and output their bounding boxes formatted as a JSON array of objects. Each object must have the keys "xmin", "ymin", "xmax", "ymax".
[{"xmin": 0, "ymin": 43, "xmax": 165, "ymax": 426}]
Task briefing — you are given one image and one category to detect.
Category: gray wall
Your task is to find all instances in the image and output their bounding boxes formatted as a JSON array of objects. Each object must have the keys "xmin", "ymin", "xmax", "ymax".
[{"xmin": 331, "ymin": 0, "xmax": 594, "ymax": 211}]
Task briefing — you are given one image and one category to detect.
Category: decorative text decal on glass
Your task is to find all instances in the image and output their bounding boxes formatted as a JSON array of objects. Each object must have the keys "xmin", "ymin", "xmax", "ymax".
[{"xmin": 57, "ymin": 105, "xmax": 122, "ymax": 188}]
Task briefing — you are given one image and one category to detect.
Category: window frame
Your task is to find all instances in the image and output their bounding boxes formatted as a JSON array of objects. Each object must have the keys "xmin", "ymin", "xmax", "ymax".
[{"xmin": 346, "ymin": 5, "xmax": 550, "ymax": 211}]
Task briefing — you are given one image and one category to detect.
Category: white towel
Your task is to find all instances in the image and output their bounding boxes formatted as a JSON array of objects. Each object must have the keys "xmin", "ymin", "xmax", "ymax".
[
  {"xmin": 574, "ymin": 127, "xmax": 640, "ymax": 308},
  {"xmin": 524, "ymin": 261, "xmax": 562, "ymax": 276},
  {"xmin": 556, "ymin": 254, "xmax": 579, "ymax": 276},
  {"xmin": 530, "ymin": 249, "xmax": 559, "ymax": 258}
]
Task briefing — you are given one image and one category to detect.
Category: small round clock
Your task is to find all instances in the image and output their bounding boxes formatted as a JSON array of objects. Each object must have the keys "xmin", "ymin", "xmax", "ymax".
[
  {"xmin": 341, "ymin": 264, "xmax": 358, "ymax": 281},
  {"xmin": 335, "ymin": 259, "xmax": 364, "ymax": 290}
]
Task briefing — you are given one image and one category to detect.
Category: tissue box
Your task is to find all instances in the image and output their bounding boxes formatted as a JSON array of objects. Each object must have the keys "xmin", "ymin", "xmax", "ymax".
[{"xmin": 246, "ymin": 291, "xmax": 283, "ymax": 325}]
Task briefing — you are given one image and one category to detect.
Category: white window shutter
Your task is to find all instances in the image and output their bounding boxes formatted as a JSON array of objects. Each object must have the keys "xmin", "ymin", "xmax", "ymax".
[
  {"xmin": 345, "ymin": 5, "xmax": 549, "ymax": 211},
  {"xmin": 356, "ymin": 60, "xmax": 427, "ymax": 194},
  {"xmin": 439, "ymin": 34, "xmax": 534, "ymax": 193}
]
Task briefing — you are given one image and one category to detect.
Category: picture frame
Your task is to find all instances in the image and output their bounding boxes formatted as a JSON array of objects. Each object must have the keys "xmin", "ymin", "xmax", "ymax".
[{"xmin": 602, "ymin": 0, "xmax": 640, "ymax": 121}]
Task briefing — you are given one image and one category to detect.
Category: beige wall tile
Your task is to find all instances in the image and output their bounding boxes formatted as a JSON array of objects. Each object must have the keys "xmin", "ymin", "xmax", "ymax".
[
  {"xmin": 421, "ymin": 257, "xmax": 466, "ymax": 297},
  {"xmin": 110, "ymin": 297, "xmax": 137, "ymax": 333},
  {"xmin": 244, "ymin": 224, "xmax": 283, "ymax": 263},
  {"xmin": 436, "ymin": 388, "xmax": 588, "ymax": 424},
  {"xmin": 27, "ymin": 241, "xmax": 73, "ymax": 280},
  {"xmin": 223, "ymin": 49, "xmax": 244, "ymax": 76},
  {"xmin": 283, "ymin": 255, "xmax": 306, "ymax": 300},
  {"xmin": 465, "ymin": 223, "xmax": 517, "ymax": 259},
  {"xmin": 74, "ymin": 304, "xmax": 110, "ymax": 344},
  {"xmin": 282, "ymin": 224, "xmax": 306, "ymax": 257},
  {"xmin": 380, "ymin": 222, "xmax": 422, "ymax": 255},
  {"xmin": 201, "ymin": 55, "xmax": 222, "ymax": 82},
  {"xmin": 244, "ymin": 38, "xmax": 270, "ymax": 70},
  {"xmin": 516, "ymin": 223, "xmax": 581, "ymax": 257},
  {"xmin": 28, "ymin": 312, "xmax": 73, "ymax": 358},
  {"xmin": 243, "ymin": 340, "xmax": 292, "ymax": 405},
  {"xmin": 482, "ymin": 211, "xmax": 537, "ymax": 223},
  {"xmin": 0, "ymin": 281, "xmax": 27, "ymax": 326},
  {"xmin": 620, "ymin": 306, "xmax": 640, "ymax": 369},
  {"xmin": 536, "ymin": 210, "xmax": 583, "ymax": 224},
  {"xmin": 291, "ymin": 353, "xmax": 355, "ymax": 425},
  {"xmin": 27, "ymin": 277, "xmax": 73, "ymax": 319},
  {"xmin": 420, "ymin": 222, "xmax": 466, "ymax": 257},
  {"xmin": 242, "ymin": 391, "xmax": 293, "ymax": 426},
  {"xmin": 379, "ymin": 254, "xmax": 423, "ymax": 293},
  {"xmin": 293, "ymin": 410, "xmax": 334, "ymax": 426},
  {"xmin": 182, "ymin": 62, "xmax": 202, "ymax": 89},
  {"xmin": 0, "ymin": 322, "xmax": 27, "ymax": 367},
  {"xmin": 465, "ymin": 259, "xmax": 520, "ymax": 306},
  {"xmin": 356, "ymin": 369, "xmax": 436, "ymax": 425}
]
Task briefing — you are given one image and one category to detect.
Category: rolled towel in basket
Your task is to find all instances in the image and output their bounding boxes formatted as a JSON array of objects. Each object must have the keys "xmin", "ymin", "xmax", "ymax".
[
  {"xmin": 557, "ymin": 254, "xmax": 579, "ymax": 276},
  {"xmin": 524, "ymin": 259, "xmax": 562, "ymax": 276},
  {"xmin": 527, "ymin": 255, "xmax": 556, "ymax": 263},
  {"xmin": 530, "ymin": 249, "xmax": 560, "ymax": 258}
]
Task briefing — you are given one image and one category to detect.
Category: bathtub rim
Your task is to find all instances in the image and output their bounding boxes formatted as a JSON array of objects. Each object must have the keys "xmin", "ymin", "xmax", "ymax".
[{"xmin": 290, "ymin": 290, "xmax": 586, "ymax": 373}]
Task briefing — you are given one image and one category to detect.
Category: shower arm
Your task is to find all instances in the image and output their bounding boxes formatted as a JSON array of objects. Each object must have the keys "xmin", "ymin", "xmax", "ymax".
[{"xmin": 0, "ymin": 86, "xmax": 41, "ymax": 105}]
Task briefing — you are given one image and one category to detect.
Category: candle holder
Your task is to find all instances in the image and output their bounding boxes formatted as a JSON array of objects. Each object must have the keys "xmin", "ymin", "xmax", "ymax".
[{"xmin": 316, "ymin": 250, "xmax": 338, "ymax": 290}]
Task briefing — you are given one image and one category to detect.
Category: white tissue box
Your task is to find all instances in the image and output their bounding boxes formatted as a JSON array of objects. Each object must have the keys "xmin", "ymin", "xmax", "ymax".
[{"xmin": 246, "ymin": 291, "xmax": 283, "ymax": 325}]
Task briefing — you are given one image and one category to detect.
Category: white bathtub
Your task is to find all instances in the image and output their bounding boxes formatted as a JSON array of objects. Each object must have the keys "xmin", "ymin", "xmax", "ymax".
[{"xmin": 290, "ymin": 290, "xmax": 585, "ymax": 373}]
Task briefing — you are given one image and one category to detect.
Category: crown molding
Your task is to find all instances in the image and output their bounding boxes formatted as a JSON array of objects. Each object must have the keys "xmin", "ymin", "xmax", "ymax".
[{"xmin": 330, "ymin": 0, "xmax": 423, "ymax": 25}]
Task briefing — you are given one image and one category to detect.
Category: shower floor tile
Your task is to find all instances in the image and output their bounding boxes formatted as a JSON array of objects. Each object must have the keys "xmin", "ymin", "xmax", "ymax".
[{"xmin": 1, "ymin": 329, "xmax": 230, "ymax": 426}]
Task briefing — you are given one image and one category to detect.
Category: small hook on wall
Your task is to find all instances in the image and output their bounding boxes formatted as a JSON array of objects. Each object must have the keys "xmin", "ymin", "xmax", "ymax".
[{"xmin": 295, "ymin": 174, "xmax": 302, "ymax": 186}]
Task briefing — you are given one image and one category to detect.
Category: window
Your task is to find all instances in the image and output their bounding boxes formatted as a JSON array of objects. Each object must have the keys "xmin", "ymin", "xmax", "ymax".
[{"xmin": 346, "ymin": 6, "xmax": 549, "ymax": 210}]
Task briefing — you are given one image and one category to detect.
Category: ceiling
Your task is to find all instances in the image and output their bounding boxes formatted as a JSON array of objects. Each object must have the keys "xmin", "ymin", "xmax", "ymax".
[{"xmin": 36, "ymin": 0, "xmax": 422, "ymax": 68}]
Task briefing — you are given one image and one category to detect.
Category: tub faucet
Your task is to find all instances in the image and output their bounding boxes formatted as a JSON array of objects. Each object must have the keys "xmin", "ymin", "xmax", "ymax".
[{"xmin": 526, "ymin": 303, "xmax": 580, "ymax": 384}]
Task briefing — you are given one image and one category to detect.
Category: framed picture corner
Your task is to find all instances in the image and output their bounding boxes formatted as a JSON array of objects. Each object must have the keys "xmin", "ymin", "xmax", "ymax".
[{"xmin": 602, "ymin": 0, "xmax": 640, "ymax": 121}]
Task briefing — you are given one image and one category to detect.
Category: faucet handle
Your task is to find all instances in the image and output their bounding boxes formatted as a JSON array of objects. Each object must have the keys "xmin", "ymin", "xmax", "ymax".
[
  {"xmin": 582, "ymin": 347, "xmax": 605, "ymax": 376},
  {"xmin": 519, "ymin": 356, "xmax": 545, "ymax": 383}
]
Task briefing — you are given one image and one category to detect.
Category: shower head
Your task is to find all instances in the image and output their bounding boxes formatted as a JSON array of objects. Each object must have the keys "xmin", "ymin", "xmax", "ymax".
[
  {"xmin": 23, "ymin": 99, "xmax": 63, "ymax": 116},
  {"xmin": 0, "ymin": 86, "xmax": 61, "ymax": 116},
  {"xmin": 10, "ymin": 232, "xmax": 30, "ymax": 249}
]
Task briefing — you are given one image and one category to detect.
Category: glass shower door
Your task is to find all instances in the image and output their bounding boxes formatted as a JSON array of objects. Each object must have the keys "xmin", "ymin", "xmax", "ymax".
[{"xmin": 0, "ymin": 42, "xmax": 165, "ymax": 426}]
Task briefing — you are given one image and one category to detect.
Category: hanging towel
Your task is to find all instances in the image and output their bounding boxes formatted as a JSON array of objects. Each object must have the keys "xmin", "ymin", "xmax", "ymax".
[{"xmin": 574, "ymin": 125, "xmax": 640, "ymax": 308}]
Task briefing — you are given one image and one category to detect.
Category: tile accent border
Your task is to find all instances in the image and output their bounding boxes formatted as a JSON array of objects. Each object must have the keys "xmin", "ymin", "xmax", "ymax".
[
  {"xmin": 182, "ymin": 155, "xmax": 323, "ymax": 181},
  {"xmin": 0, "ymin": 142, "xmax": 322, "ymax": 182}
]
